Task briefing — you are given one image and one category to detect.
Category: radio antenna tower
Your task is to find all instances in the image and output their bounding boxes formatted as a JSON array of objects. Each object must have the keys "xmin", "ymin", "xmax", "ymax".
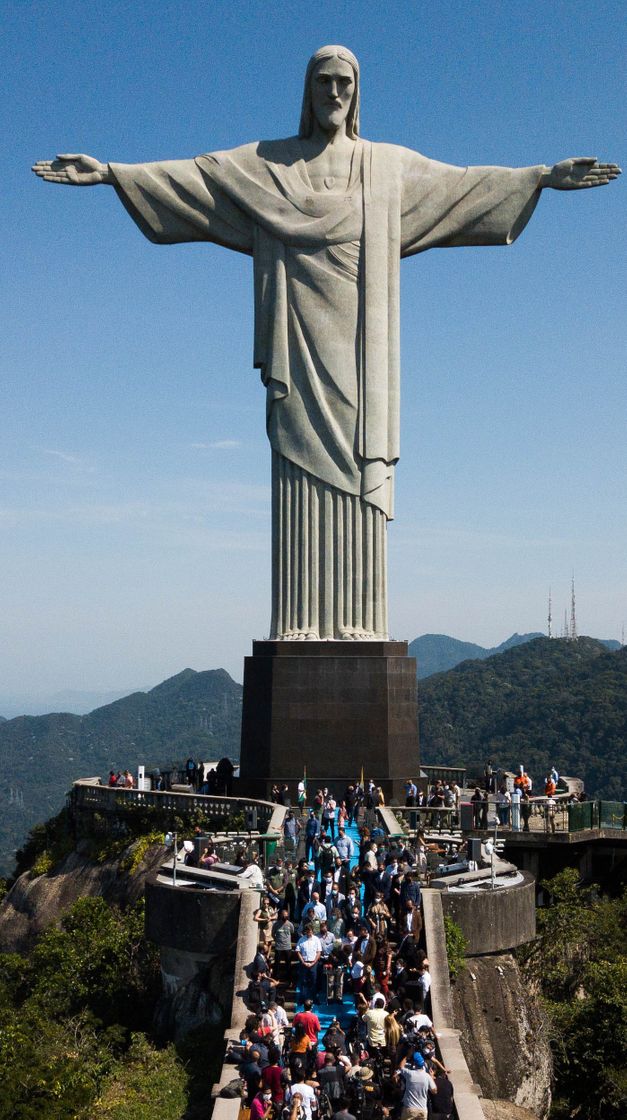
[
  {"xmin": 547, "ymin": 587, "xmax": 552, "ymax": 638},
  {"xmin": 562, "ymin": 609, "xmax": 569, "ymax": 639},
  {"xmin": 570, "ymin": 573, "xmax": 578, "ymax": 641}
]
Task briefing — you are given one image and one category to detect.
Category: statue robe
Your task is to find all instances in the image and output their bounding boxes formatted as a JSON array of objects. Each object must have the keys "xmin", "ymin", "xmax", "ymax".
[{"xmin": 110, "ymin": 140, "xmax": 543, "ymax": 639}]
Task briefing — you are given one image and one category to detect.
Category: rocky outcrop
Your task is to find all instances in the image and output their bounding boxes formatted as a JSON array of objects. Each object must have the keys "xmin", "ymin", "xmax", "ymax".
[
  {"xmin": 0, "ymin": 840, "xmax": 166, "ymax": 955},
  {"xmin": 482, "ymin": 1103, "xmax": 542, "ymax": 1120},
  {"xmin": 451, "ymin": 953, "xmax": 552, "ymax": 1119}
]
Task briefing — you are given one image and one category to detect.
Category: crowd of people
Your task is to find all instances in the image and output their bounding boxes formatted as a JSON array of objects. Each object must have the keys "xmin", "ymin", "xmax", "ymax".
[
  {"xmin": 107, "ymin": 768, "xmax": 134, "ymax": 788},
  {"xmin": 225, "ymin": 790, "xmax": 456, "ymax": 1120},
  {"xmin": 471, "ymin": 762, "xmax": 588, "ymax": 834}
]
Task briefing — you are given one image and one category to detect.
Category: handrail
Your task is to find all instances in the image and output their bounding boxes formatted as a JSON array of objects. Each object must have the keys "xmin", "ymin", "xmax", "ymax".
[{"xmin": 69, "ymin": 779, "xmax": 287, "ymax": 842}]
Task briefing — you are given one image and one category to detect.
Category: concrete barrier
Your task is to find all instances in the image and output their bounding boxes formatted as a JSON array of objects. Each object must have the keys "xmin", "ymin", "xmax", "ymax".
[
  {"xmin": 423, "ymin": 889, "xmax": 488, "ymax": 1120},
  {"xmin": 437, "ymin": 872, "xmax": 536, "ymax": 956}
]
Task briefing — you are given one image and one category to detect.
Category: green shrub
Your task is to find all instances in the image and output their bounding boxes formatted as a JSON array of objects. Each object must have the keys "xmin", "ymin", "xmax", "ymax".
[
  {"xmin": 29, "ymin": 850, "xmax": 55, "ymax": 878},
  {"xmin": 88, "ymin": 1034, "xmax": 188, "ymax": 1120},
  {"xmin": 443, "ymin": 913, "xmax": 468, "ymax": 979},
  {"xmin": 119, "ymin": 833, "xmax": 164, "ymax": 874}
]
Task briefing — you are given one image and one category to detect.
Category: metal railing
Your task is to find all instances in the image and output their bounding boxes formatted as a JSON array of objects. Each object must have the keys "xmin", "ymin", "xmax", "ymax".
[
  {"xmin": 69, "ymin": 779, "xmax": 285, "ymax": 838},
  {"xmin": 390, "ymin": 797, "xmax": 627, "ymax": 837}
]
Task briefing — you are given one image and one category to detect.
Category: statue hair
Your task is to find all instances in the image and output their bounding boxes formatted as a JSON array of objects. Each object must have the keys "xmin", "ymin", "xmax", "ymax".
[{"xmin": 299, "ymin": 45, "xmax": 360, "ymax": 140}]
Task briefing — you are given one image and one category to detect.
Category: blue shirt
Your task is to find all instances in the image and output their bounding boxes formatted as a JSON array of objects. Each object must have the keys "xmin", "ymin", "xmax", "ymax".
[{"xmin": 335, "ymin": 835, "xmax": 354, "ymax": 860}]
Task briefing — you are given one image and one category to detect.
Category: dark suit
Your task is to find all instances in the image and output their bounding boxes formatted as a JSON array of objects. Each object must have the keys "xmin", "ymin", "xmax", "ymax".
[
  {"xmin": 400, "ymin": 878, "xmax": 421, "ymax": 908},
  {"xmin": 297, "ymin": 879, "xmax": 322, "ymax": 917}
]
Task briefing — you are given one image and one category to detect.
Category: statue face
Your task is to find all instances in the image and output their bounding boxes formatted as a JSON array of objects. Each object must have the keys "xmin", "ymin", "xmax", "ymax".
[{"xmin": 310, "ymin": 56, "xmax": 355, "ymax": 133}]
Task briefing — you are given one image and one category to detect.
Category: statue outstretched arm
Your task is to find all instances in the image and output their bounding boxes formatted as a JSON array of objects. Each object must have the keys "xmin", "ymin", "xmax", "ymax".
[
  {"xmin": 32, "ymin": 152, "xmax": 254, "ymax": 252},
  {"xmin": 32, "ymin": 154, "xmax": 113, "ymax": 186},
  {"xmin": 539, "ymin": 157, "xmax": 621, "ymax": 190}
]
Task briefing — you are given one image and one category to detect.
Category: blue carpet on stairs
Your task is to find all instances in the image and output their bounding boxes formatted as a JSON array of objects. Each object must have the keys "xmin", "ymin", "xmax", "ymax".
[{"xmin": 295, "ymin": 817, "xmax": 362, "ymax": 1044}]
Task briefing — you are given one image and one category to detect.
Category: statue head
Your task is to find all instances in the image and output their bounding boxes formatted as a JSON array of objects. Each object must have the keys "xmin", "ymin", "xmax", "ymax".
[{"xmin": 299, "ymin": 45, "xmax": 360, "ymax": 139}]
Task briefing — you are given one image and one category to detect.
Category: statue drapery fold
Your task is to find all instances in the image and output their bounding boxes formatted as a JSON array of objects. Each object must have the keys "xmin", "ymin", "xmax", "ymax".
[{"xmin": 110, "ymin": 141, "xmax": 543, "ymax": 637}]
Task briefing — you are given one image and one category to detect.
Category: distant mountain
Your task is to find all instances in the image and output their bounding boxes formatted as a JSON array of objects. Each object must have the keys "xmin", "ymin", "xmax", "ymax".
[
  {"xmin": 409, "ymin": 632, "xmax": 544, "ymax": 678},
  {"xmin": 418, "ymin": 637, "xmax": 627, "ymax": 799},
  {"xmin": 0, "ymin": 686, "xmax": 153, "ymax": 719},
  {"xmin": 409, "ymin": 631, "xmax": 621, "ymax": 678},
  {"xmin": 0, "ymin": 669, "xmax": 243, "ymax": 877}
]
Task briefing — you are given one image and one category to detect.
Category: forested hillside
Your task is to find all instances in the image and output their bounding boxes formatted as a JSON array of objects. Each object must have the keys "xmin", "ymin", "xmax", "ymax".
[
  {"xmin": 409, "ymin": 631, "xmax": 543, "ymax": 678},
  {"xmin": 0, "ymin": 669, "xmax": 242, "ymax": 876},
  {"xmin": 418, "ymin": 637, "xmax": 627, "ymax": 797}
]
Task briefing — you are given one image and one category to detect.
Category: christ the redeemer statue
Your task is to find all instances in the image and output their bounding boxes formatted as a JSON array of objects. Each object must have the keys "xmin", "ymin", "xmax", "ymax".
[{"xmin": 33, "ymin": 46, "xmax": 620, "ymax": 642}]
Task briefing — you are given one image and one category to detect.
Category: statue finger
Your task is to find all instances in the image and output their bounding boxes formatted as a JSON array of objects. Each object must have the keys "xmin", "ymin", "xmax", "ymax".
[
  {"xmin": 56, "ymin": 153, "xmax": 85, "ymax": 161},
  {"xmin": 571, "ymin": 156, "xmax": 598, "ymax": 166},
  {"xmin": 32, "ymin": 160, "xmax": 54, "ymax": 171}
]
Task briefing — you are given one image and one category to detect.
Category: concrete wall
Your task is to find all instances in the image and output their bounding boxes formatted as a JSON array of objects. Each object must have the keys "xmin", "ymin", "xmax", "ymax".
[
  {"xmin": 422, "ymin": 890, "xmax": 488, "ymax": 1120},
  {"xmin": 439, "ymin": 872, "xmax": 536, "ymax": 955},
  {"xmin": 145, "ymin": 876, "xmax": 241, "ymax": 954}
]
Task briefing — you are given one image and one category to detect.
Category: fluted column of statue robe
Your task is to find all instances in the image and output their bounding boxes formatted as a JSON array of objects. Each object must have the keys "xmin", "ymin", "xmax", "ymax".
[{"xmin": 109, "ymin": 141, "xmax": 544, "ymax": 639}]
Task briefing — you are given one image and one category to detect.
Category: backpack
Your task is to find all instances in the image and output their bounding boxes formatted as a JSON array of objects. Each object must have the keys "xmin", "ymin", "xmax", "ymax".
[{"xmin": 220, "ymin": 1078, "xmax": 245, "ymax": 1099}]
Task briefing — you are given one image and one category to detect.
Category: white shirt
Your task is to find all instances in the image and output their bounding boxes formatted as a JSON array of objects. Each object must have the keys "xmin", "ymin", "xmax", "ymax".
[
  {"xmin": 297, "ymin": 934, "xmax": 322, "ymax": 963},
  {"xmin": 240, "ymin": 864, "xmax": 264, "ymax": 889},
  {"xmin": 301, "ymin": 900, "xmax": 327, "ymax": 924},
  {"xmin": 288, "ymin": 1083, "xmax": 316, "ymax": 1120}
]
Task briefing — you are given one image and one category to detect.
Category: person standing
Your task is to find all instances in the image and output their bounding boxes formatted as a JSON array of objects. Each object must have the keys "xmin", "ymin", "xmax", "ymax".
[
  {"xmin": 292, "ymin": 998, "xmax": 321, "ymax": 1051},
  {"xmin": 296, "ymin": 925, "xmax": 322, "ymax": 1002},
  {"xmin": 283, "ymin": 810, "xmax": 301, "ymax": 855},
  {"xmin": 450, "ymin": 781, "xmax": 462, "ymax": 827},
  {"xmin": 335, "ymin": 827, "xmax": 354, "ymax": 865},
  {"xmin": 272, "ymin": 909, "xmax": 295, "ymax": 981},
  {"xmin": 322, "ymin": 793, "xmax": 337, "ymax": 840},
  {"xmin": 404, "ymin": 778, "xmax": 417, "ymax": 807},
  {"xmin": 304, "ymin": 811, "xmax": 321, "ymax": 863},
  {"xmin": 430, "ymin": 1071, "xmax": 455, "ymax": 1120},
  {"xmin": 496, "ymin": 786, "xmax": 511, "ymax": 827},
  {"xmin": 471, "ymin": 787, "xmax": 483, "ymax": 830},
  {"xmin": 521, "ymin": 790, "xmax": 532, "ymax": 833},
  {"xmin": 396, "ymin": 1052, "xmax": 436, "ymax": 1120},
  {"xmin": 545, "ymin": 794, "xmax": 557, "ymax": 835}
]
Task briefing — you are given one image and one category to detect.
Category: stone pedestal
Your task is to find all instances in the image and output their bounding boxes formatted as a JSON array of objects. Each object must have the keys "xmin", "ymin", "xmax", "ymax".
[{"xmin": 238, "ymin": 640, "xmax": 419, "ymax": 801}]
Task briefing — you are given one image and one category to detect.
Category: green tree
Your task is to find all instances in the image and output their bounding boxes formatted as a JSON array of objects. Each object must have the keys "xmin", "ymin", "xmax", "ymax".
[{"xmin": 520, "ymin": 870, "xmax": 627, "ymax": 1119}]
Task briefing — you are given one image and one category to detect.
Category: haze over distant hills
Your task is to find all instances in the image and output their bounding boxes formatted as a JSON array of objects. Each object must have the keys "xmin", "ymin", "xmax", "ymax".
[
  {"xmin": 0, "ymin": 686, "xmax": 154, "ymax": 720},
  {"xmin": 0, "ymin": 669, "xmax": 242, "ymax": 877}
]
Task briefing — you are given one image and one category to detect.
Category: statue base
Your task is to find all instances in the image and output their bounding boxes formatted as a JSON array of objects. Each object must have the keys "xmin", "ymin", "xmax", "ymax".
[{"xmin": 238, "ymin": 640, "xmax": 419, "ymax": 802}]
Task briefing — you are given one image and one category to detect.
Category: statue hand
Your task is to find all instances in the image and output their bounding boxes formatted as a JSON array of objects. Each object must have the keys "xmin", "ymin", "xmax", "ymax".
[
  {"xmin": 542, "ymin": 157, "xmax": 621, "ymax": 190},
  {"xmin": 31, "ymin": 153, "xmax": 111, "ymax": 185}
]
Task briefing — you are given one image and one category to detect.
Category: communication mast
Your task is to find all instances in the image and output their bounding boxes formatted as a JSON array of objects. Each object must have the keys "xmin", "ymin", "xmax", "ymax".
[
  {"xmin": 547, "ymin": 587, "xmax": 552, "ymax": 638},
  {"xmin": 570, "ymin": 573, "xmax": 578, "ymax": 641}
]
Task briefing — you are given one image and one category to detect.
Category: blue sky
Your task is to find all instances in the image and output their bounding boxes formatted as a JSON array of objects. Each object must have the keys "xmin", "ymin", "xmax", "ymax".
[{"xmin": 1, "ymin": 1, "xmax": 625, "ymax": 704}]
